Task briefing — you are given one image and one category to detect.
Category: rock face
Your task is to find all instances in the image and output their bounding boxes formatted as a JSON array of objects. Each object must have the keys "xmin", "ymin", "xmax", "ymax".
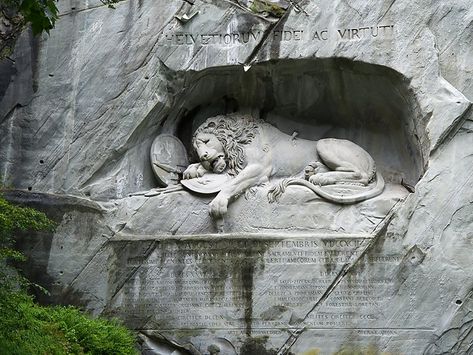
[{"xmin": 1, "ymin": 0, "xmax": 473, "ymax": 354}]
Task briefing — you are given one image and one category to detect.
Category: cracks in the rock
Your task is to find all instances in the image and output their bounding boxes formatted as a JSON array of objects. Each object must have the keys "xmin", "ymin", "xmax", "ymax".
[
  {"xmin": 435, "ymin": 6, "xmax": 453, "ymax": 25},
  {"xmin": 26, "ymin": 139, "xmax": 69, "ymax": 187},
  {"xmin": 431, "ymin": 103, "xmax": 473, "ymax": 157},
  {"xmin": 439, "ymin": 201, "xmax": 473, "ymax": 245},
  {"xmin": 127, "ymin": 4, "xmax": 186, "ymax": 75},
  {"xmin": 0, "ymin": 101, "xmax": 19, "ymax": 126},
  {"xmin": 159, "ymin": 46, "xmax": 182, "ymax": 68},
  {"xmin": 275, "ymin": 259, "xmax": 353, "ymax": 354},
  {"xmin": 66, "ymin": 235, "xmax": 119, "ymax": 294},
  {"xmin": 459, "ymin": 126, "xmax": 473, "ymax": 134},
  {"xmin": 243, "ymin": 6, "xmax": 291, "ymax": 66},
  {"xmin": 223, "ymin": 0, "xmax": 276, "ymax": 23},
  {"xmin": 63, "ymin": 196, "xmax": 150, "ymax": 304},
  {"xmin": 456, "ymin": 321, "xmax": 473, "ymax": 354},
  {"xmin": 65, "ymin": 5, "xmax": 186, "ymax": 187},
  {"xmin": 389, "ymin": 80, "xmax": 427, "ymax": 174},
  {"xmin": 108, "ymin": 82, "xmax": 131, "ymax": 102},
  {"xmin": 0, "ymin": 103, "xmax": 22, "ymax": 184},
  {"xmin": 424, "ymin": 291, "xmax": 473, "ymax": 354},
  {"xmin": 340, "ymin": 0, "xmax": 362, "ymax": 19},
  {"xmin": 70, "ymin": 4, "xmax": 183, "ymax": 152},
  {"xmin": 70, "ymin": 71, "xmax": 173, "ymax": 189},
  {"xmin": 179, "ymin": 3, "xmax": 245, "ymax": 71},
  {"xmin": 58, "ymin": 0, "xmax": 129, "ymax": 17},
  {"xmin": 370, "ymin": 199, "xmax": 404, "ymax": 235},
  {"xmin": 437, "ymin": 16, "xmax": 472, "ymax": 57},
  {"xmin": 31, "ymin": 105, "xmax": 64, "ymax": 140},
  {"xmin": 427, "ymin": 172, "xmax": 441, "ymax": 183},
  {"xmin": 463, "ymin": 152, "xmax": 473, "ymax": 161},
  {"xmin": 75, "ymin": 103, "xmax": 167, "ymax": 191},
  {"xmin": 169, "ymin": 199, "xmax": 202, "ymax": 235},
  {"xmin": 128, "ymin": 196, "xmax": 155, "ymax": 217},
  {"xmin": 423, "ymin": 17, "xmax": 473, "ymax": 157},
  {"xmin": 377, "ymin": 0, "xmax": 397, "ymax": 23},
  {"xmin": 422, "ymin": 175, "xmax": 473, "ymax": 258},
  {"xmin": 107, "ymin": 196, "xmax": 150, "ymax": 235},
  {"xmin": 276, "ymin": 202, "xmax": 402, "ymax": 355},
  {"xmin": 107, "ymin": 240, "xmax": 158, "ymax": 305},
  {"xmin": 410, "ymin": 154, "xmax": 473, "ymax": 256},
  {"xmin": 64, "ymin": 88, "xmax": 132, "ymax": 162},
  {"xmin": 392, "ymin": 244, "xmax": 426, "ymax": 295},
  {"xmin": 442, "ymin": 207, "xmax": 460, "ymax": 235},
  {"xmin": 183, "ymin": 46, "xmax": 206, "ymax": 72},
  {"xmin": 68, "ymin": 108, "xmax": 111, "ymax": 150}
]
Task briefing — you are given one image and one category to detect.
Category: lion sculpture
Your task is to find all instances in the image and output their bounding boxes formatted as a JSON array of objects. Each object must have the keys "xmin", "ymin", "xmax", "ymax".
[{"xmin": 182, "ymin": 114, "xmax": 384, "ymax": 219}]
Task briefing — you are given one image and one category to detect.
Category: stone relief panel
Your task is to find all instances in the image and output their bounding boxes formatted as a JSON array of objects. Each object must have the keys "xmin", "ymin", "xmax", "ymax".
[
  {"xmin": 181, "ymin": 114, "xmax": 384, "ymax": 216},
  {"xmin": 143, "ymin": 110, "xmax": 409, "ymax": 234}
]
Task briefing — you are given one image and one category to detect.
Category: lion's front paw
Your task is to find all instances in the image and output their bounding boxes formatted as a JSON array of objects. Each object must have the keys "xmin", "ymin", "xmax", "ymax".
[
  {"xmin": 209, "ymin": 194, "xmax": 229, "ymax": 219},
  {"xmin": 309, "ymin": 174, "xmax": 335, "ymax": 186},
  {"xmin": 183, "ymin": 163, "xmax": 207, "ymax": 179}
]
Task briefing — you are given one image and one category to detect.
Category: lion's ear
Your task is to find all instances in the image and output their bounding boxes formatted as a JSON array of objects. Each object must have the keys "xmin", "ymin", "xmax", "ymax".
[{"xmin": 207, "ymin": 122, "xmax": 216, "ymax": 128}]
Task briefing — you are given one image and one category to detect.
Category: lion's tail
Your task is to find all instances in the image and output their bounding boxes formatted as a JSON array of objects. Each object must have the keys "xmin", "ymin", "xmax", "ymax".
[
  {"xmin": 267, "ymin": 179, "xmax": 291, "ymax": 203},
  {"xmin": 267, "ymin": 172, "xmax": 385, "ymax": 204}
]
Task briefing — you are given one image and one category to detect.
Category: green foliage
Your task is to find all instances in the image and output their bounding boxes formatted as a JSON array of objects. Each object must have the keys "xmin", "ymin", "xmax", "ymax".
[
  {"xmin": 249, "ymin": 0, "xmax": 285, "ymax": 18},
  {"xmin": 1, "ymin": 0, "xmax": 120, "ymax": 35},
  {"xmin": 39, "ymin": 307, "xmax": 138, "ymax": 355},
  {"xmin": 0, "ymin": 291, "xmax": 138, "ymax": 354},
  {"xmin": 100, "ymin": 0, "xmax": 120, "ymax": 9},
  {"xmin": 18, "ymin": 0, "xmax": 59, "ymax": 34},
  {"xmin": 0, "ymin": 196, "xmax": 138, "ymax": 354},
  {"xmin": 0, "ymin": 195, "xmax": 55, "ymax": 292},
  {"xmin": 0, "ymin": 290, "xmax": 71, "ymax": 354},
  {"xmin": 1, "ymin": 0, "xmax": 60, "ymax": 35},
  {"xmin": 0, "ymin": 194, "xmax": 55, "ymax": 240}
]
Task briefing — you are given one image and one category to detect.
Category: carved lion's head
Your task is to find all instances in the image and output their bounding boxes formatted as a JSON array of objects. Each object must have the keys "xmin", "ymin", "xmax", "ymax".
[{"xmin": 192, "ymin": 114, "xmax": 260, "ymax": 175}]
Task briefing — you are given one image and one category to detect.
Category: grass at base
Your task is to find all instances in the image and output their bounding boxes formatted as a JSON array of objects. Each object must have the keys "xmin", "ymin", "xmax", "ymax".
[{"xmin": 0, "ymin": 290, "xmax": 138, "ymax": 355}]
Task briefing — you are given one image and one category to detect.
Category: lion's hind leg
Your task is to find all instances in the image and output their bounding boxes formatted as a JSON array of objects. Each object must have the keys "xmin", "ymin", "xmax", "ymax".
[
  {"xmin": 315, "ymin": 139, "xmax": 372, "ymax": 186},
  {"xmin": 309, "ymin": 169, "xmax": 367, "ymax": 186},
  {"xmin": 304, "ymin": 161, "xmax": 367, "ymax": 186},
  {"xmin": 334, "ymin": 166, "xmax": 370, "ymax": 184}
]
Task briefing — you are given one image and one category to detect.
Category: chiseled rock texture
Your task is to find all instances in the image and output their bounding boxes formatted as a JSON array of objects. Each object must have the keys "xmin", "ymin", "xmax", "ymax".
[{"xmin": 1, "ymin": 0, "xmax": 473, "ymax": 354}]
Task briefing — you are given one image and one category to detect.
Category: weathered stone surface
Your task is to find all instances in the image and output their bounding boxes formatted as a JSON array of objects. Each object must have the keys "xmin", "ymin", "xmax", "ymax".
[{"xmin": 2, "ymin": 0, "xmax": 473, "ymax": 354}]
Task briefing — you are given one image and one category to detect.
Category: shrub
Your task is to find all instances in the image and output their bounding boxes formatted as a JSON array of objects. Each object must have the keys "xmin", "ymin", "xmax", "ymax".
[
  {"xmin": 0, "ymin": 196, "xmax": 138, "ymax": 354},
  {"xmin": 0, "ymin": 291, "xmax": 138, "ymax": 354}
]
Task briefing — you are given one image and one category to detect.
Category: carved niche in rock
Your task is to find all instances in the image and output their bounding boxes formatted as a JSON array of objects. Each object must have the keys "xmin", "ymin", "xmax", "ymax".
[{"xmin": 179, "ymin": 113, "xmax": 385, "ymax": 221}]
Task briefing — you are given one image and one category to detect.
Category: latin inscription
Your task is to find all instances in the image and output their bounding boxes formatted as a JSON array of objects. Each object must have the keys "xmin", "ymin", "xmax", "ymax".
[
  {"xmin": 313, "ymin": 25, "xmax": 394, "ymax": 41},
  {"xmin": 158, "ymin": 25, "xmax": 394, "ymax": 46},
  {"xmin": 113, "ymin": 237, "xmax": 408, "ymax": 330}
]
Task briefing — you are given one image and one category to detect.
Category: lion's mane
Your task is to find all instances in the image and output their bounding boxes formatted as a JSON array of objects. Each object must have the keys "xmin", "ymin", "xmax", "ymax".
[{"xmin": 193, "ymin": 114, "xmax": 260, "ymax": 176}]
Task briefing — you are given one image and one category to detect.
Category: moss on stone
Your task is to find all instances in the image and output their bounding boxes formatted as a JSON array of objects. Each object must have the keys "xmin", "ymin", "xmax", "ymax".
[{"xmin": 249, "ymin": 0, "xmax": 285, "ymax": 17}]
